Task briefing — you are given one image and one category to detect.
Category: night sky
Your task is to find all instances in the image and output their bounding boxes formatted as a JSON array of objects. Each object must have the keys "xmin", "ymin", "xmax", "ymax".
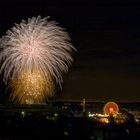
[{"xmin": 0, "ymin": 0, "xmax": 140, "ymax": 102}]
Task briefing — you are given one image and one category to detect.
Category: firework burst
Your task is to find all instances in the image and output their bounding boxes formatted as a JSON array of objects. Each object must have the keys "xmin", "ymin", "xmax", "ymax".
[{"xmin": 0, "ymin": 16, "xmax": 75, "ymax": 104}]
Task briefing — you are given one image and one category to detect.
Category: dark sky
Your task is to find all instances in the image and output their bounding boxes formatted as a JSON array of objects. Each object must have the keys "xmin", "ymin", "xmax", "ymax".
[{"xmin": 0, "ymin": 0, "xmax": 140, "ymax": 102}]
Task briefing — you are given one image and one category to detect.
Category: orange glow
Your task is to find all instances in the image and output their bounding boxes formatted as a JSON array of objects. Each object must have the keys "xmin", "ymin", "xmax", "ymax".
[
  {"xmin": 103, "ymin": 102, "xmax": 119, "ymax": 115},
  {"xmin": 109, "ymin": 107, "xmax": 114, "ymax": 112}
]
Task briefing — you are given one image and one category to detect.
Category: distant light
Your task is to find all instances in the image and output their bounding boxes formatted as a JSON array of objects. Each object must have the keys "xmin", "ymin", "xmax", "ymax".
[
  {"xmin": 54, "ymin": 113, "xmax": 58, "ymax": 117},
  {"xmin": 135, "ymin": 118, "xmax": 139, "ymax": 124},
  {"xmin": 88, "ymin": 112, "xmax": 94, "ymax": 117},
  {"xmin": 64, "ymin": 131, "xmax": 69, "ymax": 136},
  {"xmin": 103, "ymin": 102, "xmax": 119, "ymax": 115},
  {"xmin": 109, "ymin": 107, "xmax": 114, "ymax": 112},
  {"xmin": 96, "ymin": 113, "xmax": 108, "ymax": 117},
  {"xmin": 126, "ymin": 129, "xmax": 129, "ymax": 135},
  {"xmin": 21, "ymin": 111, "xmax": 26, "ymax": 117},
  {"xmin": 90, "ymin": 136, "xmax": 94, "ymax": 139},
  {"xmin": 100, "ymin": 118, "xmax": 109, "ymax": 123}
]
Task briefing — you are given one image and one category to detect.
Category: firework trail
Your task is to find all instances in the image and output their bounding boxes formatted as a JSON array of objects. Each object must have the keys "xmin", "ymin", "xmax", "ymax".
[{"xmin": 0, "ymin": 16, "xmax": 75, "ymax": 104}]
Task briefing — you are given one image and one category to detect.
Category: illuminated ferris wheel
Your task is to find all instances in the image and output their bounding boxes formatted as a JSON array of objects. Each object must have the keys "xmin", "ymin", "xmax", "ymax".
[{"xmin": 103, "ymin": 102, "xmax": 119, "ymax": 115}]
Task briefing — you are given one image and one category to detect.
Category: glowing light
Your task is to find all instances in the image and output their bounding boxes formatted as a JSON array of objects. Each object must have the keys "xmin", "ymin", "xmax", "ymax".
[
  {"xmin": 21, "ymin": 111, "xmax": 26, "ymax": 117},
  {"xmin": 64, "ymin": 131, "xmax": 69, "ymax": 136},
  {"xmin": 21, "ymin": 111, "xmax": 25, "ymax": 115},
  {"xmin": 54, "ymin": 113, "xmax": 58, "ymax": 117},
  {"xmin": 109, "ymin": 107, "xmax": 114, "ymax": 113},
  {"xmin": 11, "ymin": 70, "xmax": 53, "ymax": 104},
  {"xmin": 0, "ymin": 16, "xmax": 75, "ymax": 104},
  {"xmin": 100, "ymin": 118, "xmax": 109, "ymax": 123},
  {"xmin": 88, "ymin": 112, "xmax": 95, "ymax": 117},
  {"xmin": 103, "ymin": 102, "xmax": 119, "ymax": 115}
]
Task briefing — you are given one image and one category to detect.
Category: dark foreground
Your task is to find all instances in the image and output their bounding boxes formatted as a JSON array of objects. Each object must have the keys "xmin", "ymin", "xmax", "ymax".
[{"xmin": 0, "ymin": 104, "xmax": 140, "ymax": 140}]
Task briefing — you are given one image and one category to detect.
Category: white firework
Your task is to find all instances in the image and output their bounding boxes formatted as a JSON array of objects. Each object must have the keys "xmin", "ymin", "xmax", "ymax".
[{"xmin": 0, "ymin": 16, "xmax": 75, "ymax": 104}]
